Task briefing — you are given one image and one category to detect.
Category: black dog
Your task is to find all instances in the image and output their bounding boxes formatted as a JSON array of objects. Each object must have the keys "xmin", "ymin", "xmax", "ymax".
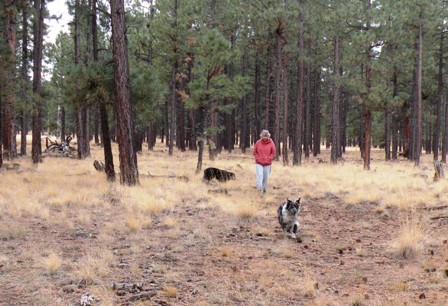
[{"xmin": 203, "ymin": 167, "xmax": 236, "ymax": 182}]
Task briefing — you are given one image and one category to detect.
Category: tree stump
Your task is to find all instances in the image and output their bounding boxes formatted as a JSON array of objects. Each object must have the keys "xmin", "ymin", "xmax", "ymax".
[
  {"xmin": 93, "ymin": 160, "xmax": 105, "ymax": 172},
  {"xmin": 434, "ymin": 160, "xmax": 444, "ymax": 181}
]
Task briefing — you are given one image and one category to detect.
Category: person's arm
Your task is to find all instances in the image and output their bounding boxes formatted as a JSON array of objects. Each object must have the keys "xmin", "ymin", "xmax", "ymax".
[
  {"xmin": 253, "ymin": 142, "xmax": 259, "ymax": 158},
  {"xmin": 270, "ymin": 142, "xmax": 276, "ymax": 161}
]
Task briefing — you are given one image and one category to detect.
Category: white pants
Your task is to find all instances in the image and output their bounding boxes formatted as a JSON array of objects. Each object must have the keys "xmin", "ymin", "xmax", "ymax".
[{"xmin": 256, "ymin": 164, "xmax": 271, "ymax": 191}]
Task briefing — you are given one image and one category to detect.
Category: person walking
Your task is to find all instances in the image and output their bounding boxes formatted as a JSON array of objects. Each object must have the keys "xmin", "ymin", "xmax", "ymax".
[{"xmin": 253, "ymin": 129, "xmax": 276, "ymax": 193}]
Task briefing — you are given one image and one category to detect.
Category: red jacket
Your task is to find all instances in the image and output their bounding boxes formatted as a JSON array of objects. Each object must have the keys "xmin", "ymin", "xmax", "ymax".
[{"xmin": 253, "ymin": 138, "xmax": 276, "ymax": 166}]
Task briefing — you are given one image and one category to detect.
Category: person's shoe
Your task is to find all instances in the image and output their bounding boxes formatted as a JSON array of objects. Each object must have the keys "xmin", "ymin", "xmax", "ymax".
[{"xmin": 263, "ymin": 188, "xmax": 267, "ymax": 193}]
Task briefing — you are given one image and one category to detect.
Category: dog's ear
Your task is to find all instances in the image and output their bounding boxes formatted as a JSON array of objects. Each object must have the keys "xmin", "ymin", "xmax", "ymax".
[{"xmin": 297, "ymin": 198, "xmax": 301, "ymax": 203}]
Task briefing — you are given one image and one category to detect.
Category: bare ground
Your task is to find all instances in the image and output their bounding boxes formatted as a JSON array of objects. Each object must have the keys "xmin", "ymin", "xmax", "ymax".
[{"xmin": 1, "ymin": 148, "xmax": 448, "ymax": 306}]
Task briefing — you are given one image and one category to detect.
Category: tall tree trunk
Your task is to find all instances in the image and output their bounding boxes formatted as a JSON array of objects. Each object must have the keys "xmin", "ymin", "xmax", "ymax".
[
  {"xmin": 392, "ymin": 67, "xmax": 398, "ymax": 159},
  {"xmin": 273, "ymin": 21, "xmax": 283, "ymax": 158},
  {"xmin": 92, "ymin": 0, "xmax": 101, "ymax": 148},
  {"xmin": 32, "ymin": 0, "xmax": 45, "ymax": 164},
  {"xmin": 433, "ymin": 30, "xmax": 443, "ymax": 161},
  {"xmin": 60, "ymin": 106, "xmax": 66, "ymax": 144},
  {"xmin": 304, "ymin": 62, "xmax": 312, "ymax": 159},
  {"xmin": 361, "ymin": 0, "xmax": 373, "ymax": 170},
  {"xmin": 100, "ymin": 101, "xmax": 115, "ymax": 181},
  {"xmin": 282, "ymin": 51, "xmax": 289, "ymax": 165},
  {"xmin": 196, "ymin": 105, "xmax": 206, "ymax": 173},
  {"xmin": 168, "ymin": 64, "xmax": 176, "ymax": 155},
  {"xmin": 240, "ymin": 54, "xmax": 249, "ymax": 153},
  {"xmin": 1, "ymin": 0, "xmax": 18, "ymax": 160},
  {"xmin": 340, "ymin": 87, "xmax": 347, "ymax": 154},
  {"xmin": 74, "ymin": 0, "xmax": 89, "ymax": 159},
  {"xmin": 94, "ymin": 106, "xmax": 100, "ymax": 144},
  {"xmin": 313, "ymin": 70, "xmax": 321, "ymax": 156},
  {"xmin": 20, "ymin": 3, "xmax": 29, "ymax": 156},
  {"xmin": 414, "ymin": 21, "xmax": 423, "ymax": 166},
  {"xmin": 75, "ymin": 0, "xmax": 83, "ymax": 158},
  {"xmin": 254, "ymin": 54, "xmax": 261, "ymax": 142},
  {"xmin": 208, "ymin": 101, "xmax": 217, "ymax": 160},
  {"xmin": 385, "ymin": 108, "xmax": 391, "ymax": 160},
  {"xmin": 264, "ymin": 45, "xmax": 273, "ymax": 133},
  {"xmin": 331, "ymin": 36, "xmax": 340, "ymax": 165},
  {"xmin": 177, "ymin": 91, "xmax": 186, "ymax": 152},
  {"xmin": 110, "ymin": 0, "xmax": 139, "ymax": 185},
  {"xmin": 442, "ymin": 92, "xmax": 448, "ymax": 163},
  {"xmin": 293, "ymin": 8, "xmax": 304, "ymax": 165}
]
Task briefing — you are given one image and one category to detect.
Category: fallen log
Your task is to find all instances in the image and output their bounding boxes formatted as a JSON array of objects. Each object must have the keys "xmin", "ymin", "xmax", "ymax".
[{"xmin": 142, "ymin": 171, "xmax": 189, "ymax": 182}]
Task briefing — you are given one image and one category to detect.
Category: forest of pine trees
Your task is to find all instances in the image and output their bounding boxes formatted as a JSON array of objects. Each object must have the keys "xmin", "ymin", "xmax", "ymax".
[{"xmin": 1, "ymin": 0, "xmax": 448, "ymax": 182}]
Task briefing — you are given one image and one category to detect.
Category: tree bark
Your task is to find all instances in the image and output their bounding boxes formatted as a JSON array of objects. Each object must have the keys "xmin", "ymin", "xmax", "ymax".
[
  {"xmin": 391, "ymin": 67, "xmax": 398, "ymax": 159},
  {"xmin": 385, "ymin": 109, "xmax": 391, "ymax": 160},
  {"xmin": 304, "ymin": 62, "xmax": 312, "ymax": 159},
  {"xmin": 1, "ymin": 0, "xmax": 18, "ymax": 160},
  {"xmin": 240, "ymin": 54, "xmax": 249, "ymax": 153},
  {"xmin": 414, "ymin": 20, "xmax": 423, "ymax": 166},
  {"xmin": 442, "ymin": 91, "xmax": 448, "ymax": 163},
  {"xmin": 331, "ymin": 36, "xmax": 340, "ymax": 165},
  {"xmin": 32, "ymin": 0, "xmax": 45, "ymax": 164},
  {"xmin": 195, "ymin": 105, "xmax": 206, "ymax": 173},
  {"xmin": 313, "ymin": 70, "xmax": 321, "ymax": 157},
  {"xmin": 293, "ymin": 8, "xmax": 304, "ymax": 166},
  {"xmin": 433, "ymin": 30, "xmax": 443, "ymax": 161},
  {"xmin": 20, "ymin": 3, "xmax": 29, "ymax": 156},
  {"xmin": 110, "ymin": 0, "xmax": 139, "ymax": 185},
  {"xmin": 254, "ymin": 54, "xmax": 261, "ymax": 144},
  {"xmin": 282, "ymin": 50, "xmax": 289, "ymax": 165},
  {"xmin": 100, "ymin": 101, "xmax": 115, "ymax": 181},
  {"xmin": 273, "ymin": 21, "xmax": 283, "ymax": 159}
]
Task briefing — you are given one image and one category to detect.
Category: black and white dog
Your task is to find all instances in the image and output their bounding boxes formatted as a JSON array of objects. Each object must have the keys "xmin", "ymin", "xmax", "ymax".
[{"xmin": 277, "ymin": 198, "xmax": 301, "ymax": 238}]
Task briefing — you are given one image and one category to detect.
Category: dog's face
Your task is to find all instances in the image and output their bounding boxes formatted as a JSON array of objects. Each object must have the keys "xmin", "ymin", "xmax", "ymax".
[
  {"xmin": 285, "ymin": 198, "xmax": 301, "ymax": 215},
  {"xmin": 229, "ymin": 173, "xmax": 236, "ymax": 180}
]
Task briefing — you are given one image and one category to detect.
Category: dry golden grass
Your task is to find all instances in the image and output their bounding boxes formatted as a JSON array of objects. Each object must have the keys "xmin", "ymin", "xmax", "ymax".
[
  {"xmin": 72, "ymin": 250, "xmax": 115, "ymax": 284},
  {"xmin": 162, "ymin": 216, "xmax": 178, "ymax": 228},
  {"xmin": 211, "ymin": 195, "xmax": 259, "ymax": 220},
  {"xmin": 393, "ymin": 214, "xmax": 429, "ymax": 259},
  {"xmin": 390, "ymin": 279, "xmax": 411, "ymax": 293},
  {"xmin": 302, "ymin": 269, "xmax": 318, "ymax": 298},
  {"xmin": 125, "ymin": 215, "xmax": 141, "ymax": 232},
  {"xmin": 2, "ymin": 138, "xmax": 448, "ymax": 304},
  {"xmin": 163, "ymin": 285, "xmax": 179, "ymax": 298},
  {"xmin": 0, "ymin": 221, "xmax": 26, "ymax": 240},
  {"xmin": 42, "ymin": 252, "xmax": 63, "ymax": 275}
]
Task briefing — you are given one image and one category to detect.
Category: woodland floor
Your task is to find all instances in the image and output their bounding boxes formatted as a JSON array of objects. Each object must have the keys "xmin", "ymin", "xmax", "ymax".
[{"xmin": 1, "ymin": 143, "xmax": 448, "ymax": 306}]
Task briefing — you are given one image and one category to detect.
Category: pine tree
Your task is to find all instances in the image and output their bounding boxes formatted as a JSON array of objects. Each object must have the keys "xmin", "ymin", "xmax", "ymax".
[{"xmin": 110, "ymin": 0, "xmax": 139, "ymax": 185}]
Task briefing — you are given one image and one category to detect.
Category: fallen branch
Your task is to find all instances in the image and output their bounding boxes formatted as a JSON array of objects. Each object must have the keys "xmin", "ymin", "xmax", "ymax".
[
  {"xmin": 419, "ymin": 205, "xmax": 448, "ymax": 211},
  {"xmin": 142, "ymin": 171, "xmax": 189, "ymax": 182},
  {"xmin": 44, "ymin": 135, "xmax": 75, "ymax": 156},
  {"xmin": 430, "ymin": 215, "xmax": 448, "ymax": 220}
]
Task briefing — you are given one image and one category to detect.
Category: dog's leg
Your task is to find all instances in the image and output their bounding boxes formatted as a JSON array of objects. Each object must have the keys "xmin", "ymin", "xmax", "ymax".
[{"xmin": 290, "ymin": 221, "xmax": 299, "ymax": 239}]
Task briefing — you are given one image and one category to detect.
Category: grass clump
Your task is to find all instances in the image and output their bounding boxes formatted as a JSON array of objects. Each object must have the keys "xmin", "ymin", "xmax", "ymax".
[
  {"xmin": 393, "ymin": 214, "xmax": 428, "ymax": 259},
  {"xmin": 42, "ymin": 252, "xmax": 63, "ymax": 275}
]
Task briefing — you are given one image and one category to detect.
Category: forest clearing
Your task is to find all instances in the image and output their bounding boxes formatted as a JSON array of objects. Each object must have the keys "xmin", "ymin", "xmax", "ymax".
[{"xmin": 1, "ymin": 139, "xmax": 448, "ymax": 306}]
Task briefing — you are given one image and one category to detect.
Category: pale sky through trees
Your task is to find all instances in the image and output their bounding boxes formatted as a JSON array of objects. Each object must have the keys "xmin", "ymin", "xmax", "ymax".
[{"xmin": 47, "ymin": 0, "xmax": 70, "ymax": 43}]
